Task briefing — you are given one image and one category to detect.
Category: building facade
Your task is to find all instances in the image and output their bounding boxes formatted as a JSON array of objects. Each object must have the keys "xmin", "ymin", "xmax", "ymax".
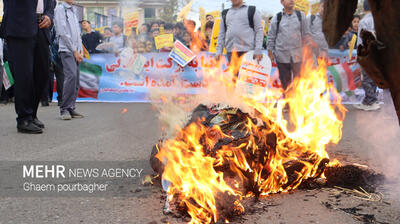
[{"xmin": 74, "ymin": 0, "xmax": 168, "ymax": 28}]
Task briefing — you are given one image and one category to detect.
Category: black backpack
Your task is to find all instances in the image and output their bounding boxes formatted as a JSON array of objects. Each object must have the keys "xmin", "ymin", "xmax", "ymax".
[
  {"xmin": 276, "ymin": 10, "xmax": 303, "ymax": 35},
  {"xmin": 123, "ymin": 35, "xmax": 127, "ymax": 47},
  {"xmin": 310, "ymin": 14, "xmax": 317, "ymax": 26},
  {"xmin": 222, "ymin": 6, "xmax": 256, "ymax": 31}
]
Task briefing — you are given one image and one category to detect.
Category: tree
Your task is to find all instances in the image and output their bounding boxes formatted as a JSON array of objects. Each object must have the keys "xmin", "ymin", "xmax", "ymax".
[
  {"xmin": 159, "ymin": 0, "xmax": 178, "ymax": 23},
  {"xmin": 159, "ymin": 0, "xmax": 193, "ymax": 23}
]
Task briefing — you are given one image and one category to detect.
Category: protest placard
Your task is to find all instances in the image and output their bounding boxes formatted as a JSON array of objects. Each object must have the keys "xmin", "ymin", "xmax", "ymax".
[
  {"xmin": 154, "ymin": 34, "xmax": 174, "ymax": 50},
  {"xmin": 207, "ymin": 10, "xmax": 221, "ymax": 19},
  {"xmin": 124, "ymin": 11, "xmax": 139, "ymax": 36},
  {"xmin": 96, "ymin": 42, "xmax": 116, "ymax": 53},
  {"xmin": 132, "ymin": 54, "xmax": 147, "ymax": 74},
  {"xmin": 200, "ymin": 7, "xmax": 207, "ymax": 34},
  {"xmin": 295, "ymin": 0, "xmax": 310, "ymax": 15},
  {"xmin": 311, "ymin": 2, "xmax": 320, "ymax": 15},
  {"xmin": 169, "ymin": 40, "xmax": 196, "ymax": 67},
  {"xmin": 261, "ymin": 20, "xmax": 267, "ymax": 34},
  {"xmin": 236, "ymin": 51, "xmax": 272, "ymax": 98},
  {"xmin": 55, "ymin": 50, "xmax": 364, "ymax": 104},
  {"xmin": 348, "ymin": 34, "xmax": 357, "ymax": 61},
  {"xmin": 177, "ymin": 0, "xmax": 193, "ymax": 21},
  {"xmin": 209, "ymin": 18, "xmax": 220, "ymax": 53}
]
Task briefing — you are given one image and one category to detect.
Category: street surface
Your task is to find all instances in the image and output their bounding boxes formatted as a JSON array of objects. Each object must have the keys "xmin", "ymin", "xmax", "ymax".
[{"xmin": 0, "ymin": 92, "xmax": 399, "ymax": 224}]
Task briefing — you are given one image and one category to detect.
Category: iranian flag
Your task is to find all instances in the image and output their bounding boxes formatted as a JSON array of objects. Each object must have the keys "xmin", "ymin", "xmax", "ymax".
[
  {"xmin": 327, "ymin": 62, "xmax": 356, "ymax": 93},
  {"xmin": 2, "ymin": 62, "xmax": 14, "ymax": 90},
  {"xmin": 78, "ymin": 61, "xmax": 102, "ymax": 99}
]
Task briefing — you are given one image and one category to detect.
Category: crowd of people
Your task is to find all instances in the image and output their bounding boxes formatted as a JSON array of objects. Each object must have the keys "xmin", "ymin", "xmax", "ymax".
[
  {"xmin": 0, "ymin": 0, "xmax": 379, "ymax": 134},
  {"xmin": 79, "ymin": 18, "xmax": 217, "ymax": 55},
  {"xmin": 218, "ymin": 0, "xmax": 378, "ymax": 112}
]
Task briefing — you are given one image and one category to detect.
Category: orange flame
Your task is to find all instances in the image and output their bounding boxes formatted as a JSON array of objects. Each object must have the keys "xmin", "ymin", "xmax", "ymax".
[{"xmin": 156, "ymin": 48, "xmax": 346, "ymax": 223}]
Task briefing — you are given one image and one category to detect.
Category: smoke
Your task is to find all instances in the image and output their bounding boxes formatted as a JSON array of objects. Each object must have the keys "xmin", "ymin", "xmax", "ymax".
[
  {"xmin": 148, "ymin": 53, "xmax": 264, "ymax": 139},
  {"xmin": 352, "ymin": 90, "xmax": 400, "ymax": 195},
  {"xmin": 149, "ymin": 89, "xmax": 194, "ymax": 138},
  {"xmin": 148, "ymin": 70, "xmax": 257, "ymax": 139}
]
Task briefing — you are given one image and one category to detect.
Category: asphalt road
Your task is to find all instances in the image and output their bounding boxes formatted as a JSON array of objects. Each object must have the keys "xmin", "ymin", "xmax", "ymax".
[{"xmin": 0, "ymin": 92, "xmax": 399, "ymax": 224}]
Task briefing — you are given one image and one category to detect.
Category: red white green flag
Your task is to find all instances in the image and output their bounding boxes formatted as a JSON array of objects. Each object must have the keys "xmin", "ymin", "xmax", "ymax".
[
  {"xmin": 78, "ymin": 61, "xmax": 102, "ymax": 99},
  {"xmin": 2, "ymin": 62, "xmax": 14, "ymax": 90},
  {"xmin": 327, "ymin": 63, "xmax": 356, "ymax": 93}
]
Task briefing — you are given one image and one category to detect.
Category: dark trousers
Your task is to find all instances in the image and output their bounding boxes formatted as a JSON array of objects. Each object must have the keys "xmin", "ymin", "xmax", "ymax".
[
  {"xmin": 276, "ymin": 62, "xmax": 301, "ymax": 90},
  {"xmin": 7, "ymin": 29, "xmax": 49, "ymax": 123},
  {"xmin": 60, "ymin": 52, "xmax": 80, "ymax": 114},
  {"xmin": 0, "ymin": 85, "xmax": 13, "ymax": 102},
  {"xmin": 227, "ymin": 52, "xmax": 247, "ymax": 64},
  {"xmin": 361, "ymin": 69, "xmax": 378, "ymax": 105},
  {"xmin": 227, "ymin": 52, "xmax": 247, "ymax": 82},
  {"xmin": 44, "ymin": 63, "xmax": 64, "ymax": 103},
  {"xmin": 41, "ymin": 70, "xmax": 52, "ymax": 103}
]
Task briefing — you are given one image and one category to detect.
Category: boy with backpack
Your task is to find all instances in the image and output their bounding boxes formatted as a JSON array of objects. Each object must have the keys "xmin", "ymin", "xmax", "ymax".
[
  {"xmin": 54, "ymin": 0, "xmax": 84, "ymax": 120},
  {"xmin": 215, "ymin": 0, "xmax": 264, "ymax": 67},
  {"xmin": 267, "ymin": 0, "xmax": 311, "ymax": 91}
]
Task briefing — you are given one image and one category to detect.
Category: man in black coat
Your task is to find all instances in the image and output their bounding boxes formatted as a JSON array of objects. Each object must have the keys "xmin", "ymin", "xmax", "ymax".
[{"xmin": 0, "ymin": 0, "xmax": 54, "ymax": 134}]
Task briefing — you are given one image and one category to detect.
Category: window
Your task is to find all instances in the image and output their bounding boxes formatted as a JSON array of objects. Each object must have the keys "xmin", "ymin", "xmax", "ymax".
[
  {"xmin": 86, "ymin": 7, "xmax": 105, "ymax": 24},
  {"xmin": 144, "ymin": 8, "xmax": 156, "ymax": 19},
  {"xmin": 107, "ymin": 8, "xmax": 117, "ymax": 16}
]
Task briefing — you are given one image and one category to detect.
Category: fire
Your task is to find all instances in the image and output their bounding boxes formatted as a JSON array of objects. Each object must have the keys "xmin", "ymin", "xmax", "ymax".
[{"xmin": 155, "ymin": 49, "xmax": 346, "ymax": 223}]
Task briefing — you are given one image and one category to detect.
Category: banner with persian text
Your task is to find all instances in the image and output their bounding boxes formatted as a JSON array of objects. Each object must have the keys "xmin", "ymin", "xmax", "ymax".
[{"xmin": 52, "ymin": 49, "xmax": 371, "ymax": 104}]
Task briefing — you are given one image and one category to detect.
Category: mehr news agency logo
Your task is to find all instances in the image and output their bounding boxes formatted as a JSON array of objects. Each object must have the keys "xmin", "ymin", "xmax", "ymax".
[{"xmin": 22, "ymin": 164, "xmax": 143, "ymax": 194}]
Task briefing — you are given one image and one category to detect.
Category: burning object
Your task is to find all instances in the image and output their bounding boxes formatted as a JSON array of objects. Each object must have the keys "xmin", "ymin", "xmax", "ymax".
[
  {"xmin": 150, "ymin": 105, "xmax": 384, "ymax": 223},
  {"xmin": 149, "ymin": 55, "xmax": 382, "ymax": 223}
]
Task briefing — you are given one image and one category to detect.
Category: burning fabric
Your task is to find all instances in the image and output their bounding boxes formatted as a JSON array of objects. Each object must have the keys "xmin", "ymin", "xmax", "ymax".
[
  {"xmin": 149, "ymin": 56, "xmax": 381, "ymax": 223},
  {"xmin": 152, "ymin": 104, "xmax": 332, "ymax": 222}
]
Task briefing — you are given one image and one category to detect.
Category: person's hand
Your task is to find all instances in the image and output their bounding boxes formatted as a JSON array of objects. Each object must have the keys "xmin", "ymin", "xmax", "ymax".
[
  {"xmin": 339, "ymin": 45, "xmax": 345, "ymax": 51},
  {"xmin": 39, "ymin": 15, "xmax": 51, "ymax": 29},
  {"xmin": 318, "ymin": 51, "xmax": 328, "ymax": 63},
  {"xmin": 320, "ymin": 51, "xmax": 327, "ymax": 60},
  {"xmin": 253, "ymin": 54, "xmax": 263, "ymax": 64},
  {"xmin": 74, "ymin": 51, "xmax": 83, "ymax": 64},
  {"xmin": 268, "ymin": 50, "xmax": 274, "ymax": 62},
  {"xmin": 305, "ymin": 35, "xmax": 313, "ymax": 43},
  {"xmin": 73, "ymin": 51, "xmax": 80, "ymax": 62}
]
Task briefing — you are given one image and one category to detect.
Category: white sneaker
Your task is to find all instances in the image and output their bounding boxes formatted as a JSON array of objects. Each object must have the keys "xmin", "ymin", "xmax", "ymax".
[
  {"xmin": 353, "ymin": 102, "xmax": 380, "ymax": 111},
  {"xmin": 60, "ymin": 112, "xmax": 72, "ymax": 120}
]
